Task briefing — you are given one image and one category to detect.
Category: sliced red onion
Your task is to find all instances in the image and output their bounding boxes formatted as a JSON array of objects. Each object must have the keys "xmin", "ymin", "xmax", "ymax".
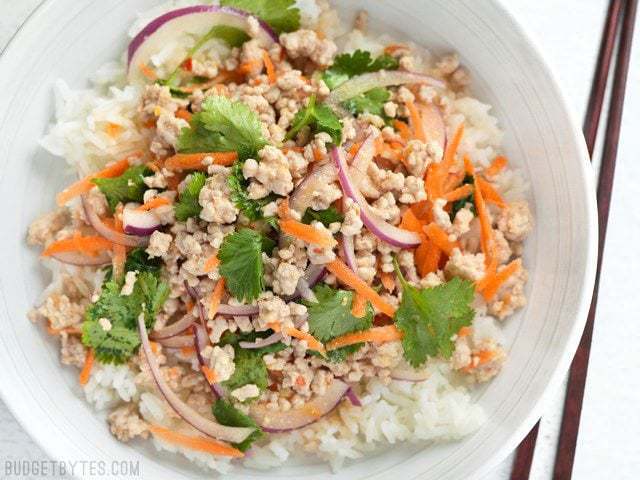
[
  {"xmin": 326, "ymin": 71, "xmax": 446, "ymax": 107},
  {"xmin": 81, "ymin": 195, "xmax": 149, "ymax": 247},
  {"xmin": 217, "ymin": 303, "xmax": 259, "ymax": 316},
  {"xmin": 345, "ymin": 387, "xmax": 362, "ymax": 407},
  {"xmin": 128, "ymin": 5, "xmax": 277, "ymax": 84},
  {"xmin": 156, "ymin": 325, "xmax": 207, "ymax": 350},
  {"xmin": 50, "ymin": 251, "xmax": 111, "ymax": 267},
  {"xmin": 390, "ymin": 361, "xmax": 430, "ymax": 382},
  {"xmin": 331, "ymin": 146, "xmax": 421, "ymax": 248},
  {"xmin": 250, "ymin": 379, "xmax": 349, "ymax": 432},
  {"xmin": 184, "ymin": 281, "xmax": 208, "ymax": 331},
  {"xmin": 289, "ymin": 163, "xmax": 337, "ymax": 214},
  {"xmin": 341, "ymin": 234, "xmax": 357, "ymax": 272},
  {"xmin": 421, "ymin": 103, "xmax": 446, "ymax": 156},
  {"xmin": 285, "ymin": 264, "xmax": 326, "ymax": 302},
  {"xmin": 150, "ymin": 314, "xmax": 194, "ymax": 340},
  {"xmin": 193, "ymin": 324, "xmax": 226, "ymax": 399},
  {"xmin": 137, "ymin": 315, "xmax": 253, "ymax": 443},
  {"xmin": 122, "ymin": 204, "xmax": 161, "ymax": 237},
  {"xmin": 239, "ymin": 331, "xmax": 283, "ymax": 350}
]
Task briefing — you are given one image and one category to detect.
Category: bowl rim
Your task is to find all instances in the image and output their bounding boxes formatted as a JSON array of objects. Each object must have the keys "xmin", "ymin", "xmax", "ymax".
[{"xmin": 0, "ymin": 0, "xmax": 598, "ymax": 478}]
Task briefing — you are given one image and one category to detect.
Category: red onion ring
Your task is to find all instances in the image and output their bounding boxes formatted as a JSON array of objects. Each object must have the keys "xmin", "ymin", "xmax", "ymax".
[
  {"xmin": 289, "ymin": 162, "xmax": 338, "ymax": 214},
  {"xmin": 122, "ymin": 204, "xmax": 161, "ymax": 237},
  {"xmin": 184, "ymin": 281, "xmax": 208, "ymax": 331},
  {"xmin": 345, "ymin": 387, "xmax": 362, "ymax": 407},
  {"xmin": 156, "ymin": 325, "xmax": 207, "ymax": 350},
  {"xmin": 239, "ymin": 331, "xmax": 283, "ymax": 350},
  {"xmin": 193, "ymin": 324, "xmax": 226, "ymax": 399},
  {"xmin": 150, "ymin": 314, "xmax": 194, "ymax": 340},
  {"xmin": 341, "ymin": 234, "xmax": 358, "ymax": 273},
  {"xmin": 331, "ymin": 146, "xmax": 421, "ymax": 248},
  {"xmin": 137, "ymin": 314, "xmax": 253, "ymax": 443},
  {"xmin": 81, "ymin": 195, "xmax": 149, "ymax": 247}
]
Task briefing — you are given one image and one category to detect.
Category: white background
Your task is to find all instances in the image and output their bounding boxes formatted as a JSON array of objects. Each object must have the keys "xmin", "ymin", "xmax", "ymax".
[{"xmin": 1, "ymin": 1, "xmax": 638, "ymax": 478}]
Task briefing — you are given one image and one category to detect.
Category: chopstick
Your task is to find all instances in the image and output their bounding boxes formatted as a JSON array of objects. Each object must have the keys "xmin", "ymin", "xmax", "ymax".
[{"xmin": 510, "ymin": 0, "xmax": 638, "ymax": 478}]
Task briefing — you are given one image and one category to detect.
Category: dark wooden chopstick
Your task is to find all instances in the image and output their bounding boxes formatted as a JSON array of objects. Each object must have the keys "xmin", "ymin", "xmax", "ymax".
[
  {"xmin": 510, "ymin": 0, "xmax": 637, "ymax": 478},
  {"xmin": 552, "ymin": 0, "xmax": 637, "ymax": 477}
]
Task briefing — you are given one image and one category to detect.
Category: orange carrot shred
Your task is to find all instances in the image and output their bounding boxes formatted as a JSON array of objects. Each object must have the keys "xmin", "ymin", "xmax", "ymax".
[
  {"xmin": 476, "ymin": 177, "xmax": 506, "ymax": 208},
  {"xmin": 463, "ymin": 154, "xmax": 475, "ymax": 176},
  {"xmin": 473, "ymin": 173, "xmax": 494, "ymax": 267},
  {"xmin": 485, "ymin": 155, "xmax": 508, "ymax": 177},
  {"xmin": 148, "ymin": 425, "xmax": 243, "ymax": 458},
  {"xmin": 380, "ymin": 272, "xmax": 396, "ymax": 292},
  {"xmin": 180, "ymin": 346, "xmax": 196, "ymax": 356},
  {"xmin": 136, "ymin": 197, "xmax": 171, "ymax": 211},
  {"xmin": 458, "ymin": 326, "xmax": 472, "ymax": 338},
  {"xmin": 150, "ymin": 341, "xmax": 160, "ymax": 354},
  {"xmin": 262, "ymin": 50, "xmax": 277, "ymax": 84},
  {"xmin": 139, "ymin": 63, "xmax": 157, "ymax": 81},
  {"xmin": 384, "ymin": 44, "xmax": 408, "ymax": 55},
  {"xmin": 277, "ymin": 198, "xmax": 291, "ymax": 220},
  {"xmin": 279, "ymin": 219, "xmax": 336, "ymax": 248},
  {"xmin": 415, "ymin": 238, "xmax": 442, "ymax": 277},
  {"xmin": 443, "ymin": 183, "xmax": 474, "ymax": 202},
  {"xmin": 165, "ymin": 152, "xmax": 238, "ymax": 171},
  {"xmin": 312, "ymin": 147, "xmax": 324, "ymax": 162},
  {"xmin": 443, "ymin": 123, "xmax": 465, "ymax": 171},
  {"xmin": 203, "ymin": 253, "xmax": 219, "ymax": 273},
  {"xmin": 406, "ymin": 101, "xmax": 425, "ymax": 142},
  {"xmin": 208, "ymin": 278, "xmax": 226, "ymax": 320},
  {"xmin": 326, "ymin": 259, "xmax": 396, "ymax": 317},
  {"xmin": 351, "ymin": 292, "xmax": 368, "ymax": 317},
  {"xmin": 105, "ymin": 122, "xmax": 123, "ymax": 138},
  {"xmin": 393, "ymin": 120, "xmax": 412, "ymax": 141},
  {"xmin": 42, "ymin": 234, "xmax": 113, "ymax": 257},
  {"xmin": 399, "ymin": 208, "xmax": 424, "ymax": 235},
  {"xmin": 479, "ymin": 259, "xmax": 521, "ymax": 300},
  {"xmin": 79, "ymin": 349, "xmax": 94, "ymax": 386},
  {"xmin": 175, "ymin": 108, "xmax": 193, "ymax": 122},
  {"xmin": 423, "ymin": 223, "xmax": 460, "ymax": 256},
  {"xmin": 284, "ymin": 327, "xmax": 325, "ymax": 353},
  {"xmin": 348, "ymin": 142, "xmax": 361, "ymax": 158},
  {"xmin": 326, "ymin": 325, "xmax": 402, "ymax": 351},
  {"xmin": 201, "ymin": 365, "xmax": 217, "ymax": 384}
]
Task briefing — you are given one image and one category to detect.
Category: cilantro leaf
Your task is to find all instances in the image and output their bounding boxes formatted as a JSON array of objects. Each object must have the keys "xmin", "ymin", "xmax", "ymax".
[
  {"xmin": 450, "ymin": 174, "xmax": 476, "ymax": 220},
  {"xmin": 394, "ymin": 262, "xmax": 475, "ymax": 367},
  {"xmin": 82, "ymin": 271, "xmax": 169, "ymax": 364},
  {"xmin": 301, "ymin": 206, "xmax": 344, "ymax": 227},
  {"xmin": 177, "ymin": 96, "xmax": 267, "ymax": 160},
  {"xmin": 343, "ymin": 87, "xmax": 391, "ymax": 117},
  {"xmin": 92, "ymin": 165, "xmax": 151, "ymax": 213},
  {"xmin": 212, "ymin": 399, "xmax": 264, "ymax": 451},
  {"xmin": 305, "ymin": 285, "xmax": 373, "ymax": 362},
  {"xmin": 286, "ymin": 94, "xmax": 342, "ymax": 145},
  {"xmin": 220, "ymin": 0, "xmax": 300, "ymax": 34},
  {"xmin": 218, "ymin": 229, "xmax": 266, "ymax": 302},
  {"xmin": 124, "ymin": 248, "xmax": 163, "ymax": 276},
  {"xmin": 323, "ymin": 50, "xmax": 399, "ymax": 90},
  {"xmin": 223, "ymin": 347, "xmax": 269, "ymax": 392},
  {"xmin": 228, "ymin": 161, "xmax": 275, "ymax": 222},
  {"xmin": 174, "ymin": 172, "xmax": 206, "ymax": 222}
]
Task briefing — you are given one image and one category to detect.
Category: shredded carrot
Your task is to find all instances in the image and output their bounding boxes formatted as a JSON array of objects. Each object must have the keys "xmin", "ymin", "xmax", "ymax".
[
  {"xmin": 406, "ymin": 101, "xmax": 425, "ymax": 142},
  {"xmin": 282, "ymin": 146, "xmax": 304, "ymax": 154},
  {"xmin": 201, "ymin": 365, "xmax": 217, "ymax": 384},
  {"xmin": 477, "ymin": 349, "xmax": 496, "ymax": 364},
  {"xmin": 284, "ymin": 327, "xmax": 325, "ymax": 353},
  {"xmin": 279, "ymin": 219, "xmax": 336, "ymax": 248},
  {"xmin": 150, "ymin": 341, "xmax": 160, "ymax": 354},
  {"xmin": 423, "ymin": 223, "xmax": 460, "ymax": 256},
  {"xmin": 347, "ymin": 142, "xmax": 361, "ymax": 158},
  {"xmin": 112, "ymin": 244, "xmax": 127, "ymax": 282},
  {"xmin": 443, "ymin": 171, "xmax": 466, "ymax": 193},
  {"xmin": 79, "ymin": 349, "xmax": 94, "ymax": 386},
  {"xmin": 485, "ymin": 155, "xmax": 508, "ymax": 177},
  {"xmin": 424, "ymin": 163, "xmax": 443, "ymax": 200},
  {"xmin": 473, "ymin": 173, "xmax": 494, "ymax": 267},
  {"xmin": 42, "ymin": 234, "xmax": 113, "ymax": 257},
  {"xmin": 313, "ymin": 147, "xmax": 324, "ymax": 162},
  {"xmin": 238, "ymin": 59, "xmax": 262, "ymax": 75},
  {"xmin": 185, "ymin": 299, "xmax": 194, "ymax": 314},
  {"xmin": 383, "ymin": 44, "xmax": 408, "ymax": 55},
  {"xmin": 277, "ymin": 198, "xmax": 291, "ymax": 219},
  {"xmin": 479, "ymin": 259, "xmax": 521, "ymax": 300},
  {"xmin": 105, "ymin": 122, "xmax": 123, "ymax": 138},
  {"xmin": 326, "ymin": 325, "xmax": 402, "ymax": 351},
  {"xmin": 175, "ymin": 108, "xmax": 192, "ymax": 122},
  {"xmin": 208, "ymin": 278, "xmax": 226, "ymax": 320},
  {"xmin": 180, "ymin": 346, "xmax": 196, "ymax": 356},
  {"xmin": 374, "ymin": 137, "xmax": 384, "ymax": 155},
  {"xmin": 262, "ymin": 50, "xmax": 277, "ymax": 84},
  {"xmin": 351, "ymin": 292, "xmax": 368, "ymax": 317},
  {"xmin": 443, "ymin": 183, "xmax": 473, "ymax": 202},
  {"xmin": 146, "ymin": 161, "xmax": 161, "ymax": 173},
  {"xmin": 476, "ymin": 177, "xmax": 506, "ymax": 208},
  {"xmin": 136, "ymin": 197, "xmax": 171, "ymax": 211},
  {"xmin": 399, "ymin": 208, "xmax": 424, "ymax": 235},
  {"xmin": 139, "ymin": 63, "xmax": 157, "ymax": 81},
  {"xmin": 463, "ymin": 154, "xmax": 475, "ymax": 176},
  {"xmin": 458, "ymin": 326, "xmax": 472, "ymax": 338},
  {"xmin": 443, "ymin": 123, "xmax": 465, "ymax": 171},
  {"xmin": 380, "ymin": 272, "xmax": 396, "ymax": 292},
  {"xmin": 326, "ymin": 259, "xmax": 396, "ymax": 317},
  {"xmin": 415, "ymin": 238, "xmax": 442, "ymax": 277},
  {"xmin": 203, "ymin": 253, "xmax": 219, "ymax": 273},
  {"xmin": 56, "ymin": 153, "xmax": 141, "ymax": 206},
  {"xmin": 165, "ymin": 152, "xmax": 238, "ymax": 171},
  {"xmin": 148, "ymin": 425, "xmax": 243, "ymax": 458},
  {"xmin": 393, "ymin": 120, "xmax": 412, "ymax": 142}
]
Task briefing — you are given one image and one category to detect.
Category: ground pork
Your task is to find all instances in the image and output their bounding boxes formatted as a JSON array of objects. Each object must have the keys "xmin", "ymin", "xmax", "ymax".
[
  {"xmin": 107, "ymin": 404, "xmax": 149, "ymax": 442},
  {"xmin": 280, "ymin": 29, "xmax": 337, "ymax": 66},
  {"xmin": 244, "ymin": 146, "xmax": 294, "ymax": 199},
  {"xmin": 198, "ymin": 166, "xmax": 238, "ymax": 224},
  {"xmin": 27, "ymin": 209, "xmax": 70, "ymax": 246},
  {"xmin": 497, "ymin": 201, "xmax": 533, "ymax": 242}
]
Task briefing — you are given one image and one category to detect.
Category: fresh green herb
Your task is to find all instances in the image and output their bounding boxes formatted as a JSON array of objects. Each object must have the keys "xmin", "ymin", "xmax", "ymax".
[
  {"xmin": 82, "ymin": 271, "xmax": 169, "ymax": 364},
  {"xmin": 212, "ymin": 399, "xmax": 264, "ymax": 451},
  {"xmin": 322, "ymin": 50, "xmax": 399, "ymax": 90},
  {"xmin": 228, "ymin": 161, "xmax": 276, "ymax": 223},
  {"xmin": 218, "ymin": 229, "xmax": 268, "ymax": 302},
  {"xmin": 174, "ymin": 172, "xmax": 207, "ymax": 222},
  {"xmin": 177, "ymin": 96, "xmax": 267, "ymax": 160},
  {"xmin": 286, "ymin": 94, "xmax": 342, "ymax": 145},
  {"xmin": 103, "ymin": 247, "xmax": 163, "ymax": 282},
  {"xmin": 92, "ymin": 165, "xmax": 151, "ymax": 213},
  {"xmin": 450, "ymin": 174, "xmax": 476, "ymax": 220},
  {"xmin": 342, "ymin": 87, "xmax": 391, "ymax": 117},
  {"xmin": 220, "ymin": 0, "xmax": 300, "ymax": 34},
  {"xmin": 393, "ymin": 259, "xmax": 475, "ymax": 367},
  {"xmin": 223, "ymin": 347, "xmax": 269, "ymax": 393},
  {"xmin": 301, "ymin": 206, "xmax": 344, "ymax": 227},
  {"xmin": 304, "ymin": 285, "xmax": 374, "ymax": 362}
]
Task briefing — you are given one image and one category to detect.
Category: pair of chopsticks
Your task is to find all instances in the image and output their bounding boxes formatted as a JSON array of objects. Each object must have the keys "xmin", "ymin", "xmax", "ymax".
[{"xmin": 510, "ymin": 0, "xmax": 638, "ymax": 478}]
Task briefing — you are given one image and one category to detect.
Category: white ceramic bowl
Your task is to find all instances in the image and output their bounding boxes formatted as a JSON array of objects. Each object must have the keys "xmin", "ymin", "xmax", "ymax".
[{"xmin": 0, "ymin": 1, "xmax": 597, "ymax": 479}]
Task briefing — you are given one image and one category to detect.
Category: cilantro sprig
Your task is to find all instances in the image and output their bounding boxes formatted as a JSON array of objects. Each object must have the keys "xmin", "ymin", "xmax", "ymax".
[
  {"xmin": 212, "ymin": 399, "xmax": 264, "ymax": 451},
  {"xmin": 342, "ymin": 87, "xmax": 391, "ymax": 117},
  {"xmin": 305, "ymin": 285, "xmax": 374, "ymax": 362},
  {"xmin": 301, "ymin": 206, "xmax": 344, "ymax": 227},
  {"xmin": 220, "ymin": 0, "xmax": 300, "ymax": 34},
  {"xmin": 393, "ymin": 260, "xmax": 475, "ymax": 367},
  {"xmin": 285, "ymin": 94, "xmax": 342, "ymax": 145},
  {"xmin": 228, "ymin": 162, "xmax": 277, "ymax": 225},
  {"xmin": 450, "ymin": 174, "xmax": 476, "ymax": 220},
  {"xmin": 92, "ymin": 165, "xmax": 151, "ymax": 213},
  {"xmin": 177, "ymin": 96, "xmax": 267, "ymax": 160},
  {"xmin": 174, "ymin": 172, "xmax": 207, "ymax": 222},
  {"xmin": 323, "ymin": 50, "xmax": 399, "ymax": 90}
]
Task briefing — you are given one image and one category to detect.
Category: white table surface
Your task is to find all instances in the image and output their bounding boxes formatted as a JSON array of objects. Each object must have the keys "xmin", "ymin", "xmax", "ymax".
[{"xmin": 1, "ymin": 1, "xmax": 639, "ymax": 479}]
